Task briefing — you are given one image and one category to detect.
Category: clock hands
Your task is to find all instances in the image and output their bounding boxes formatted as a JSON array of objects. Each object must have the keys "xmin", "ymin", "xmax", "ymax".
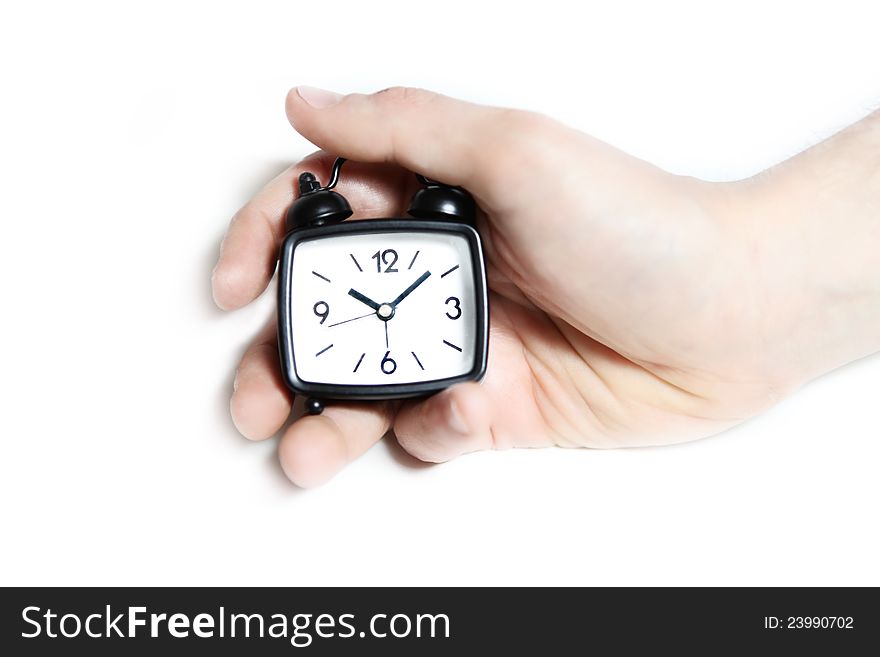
[
  {"xmin": 347, "ymin": 271, "xmax": 432, "ymax": 315},
  {"xmin": 390, "ymin": 271, "xmax": 432, "ymax": 307},
  {"xmin": 327, "ymin": 311, "xmax": 375, "ymax": 328},
  {"xmin": 342, "ymin": 271, "xmax": 431, "ymax": 352},
  {"xmin": 348, "ymin": 288, "xmax": 381, "ymax": 311},
  {"xmin": 381, "ymin": 272, "xmax": 430, "ymax": 352}
]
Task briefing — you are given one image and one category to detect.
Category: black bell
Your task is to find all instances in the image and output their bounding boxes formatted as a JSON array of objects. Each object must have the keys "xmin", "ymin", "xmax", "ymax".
[
  {"xmin": 285, "ymin": 172, "xmax": 353, "ymax": 231},
  {"xmin": 407, "ymin": 183, "xmax": 476, "ymax": 223}
]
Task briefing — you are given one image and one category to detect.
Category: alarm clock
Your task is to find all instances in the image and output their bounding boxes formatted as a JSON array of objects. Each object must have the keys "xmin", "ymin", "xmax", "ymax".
[{"xmin": 277, "ymin": 158, "xmax": 489, "ymax": 414}]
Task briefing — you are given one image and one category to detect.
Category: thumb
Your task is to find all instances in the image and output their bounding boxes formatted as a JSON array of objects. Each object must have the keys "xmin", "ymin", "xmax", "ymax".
[
  {"xmin": 286, "ymin": 86, "xmax": 558, "ymax": 211},
  {"xmin": 393, "ymin": 382, "xmax": 495, "ymax": 463}
]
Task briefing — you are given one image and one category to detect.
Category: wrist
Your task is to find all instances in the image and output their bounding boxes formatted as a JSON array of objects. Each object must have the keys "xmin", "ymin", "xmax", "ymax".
[{"xmin": 733, "ymin": 118, "xmax": 880, "ymax": 388}]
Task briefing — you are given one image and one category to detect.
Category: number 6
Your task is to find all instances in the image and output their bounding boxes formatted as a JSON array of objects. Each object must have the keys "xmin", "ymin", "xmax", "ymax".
[{"xmin": 381, "ymin": 351, "xmax": 397, "ymax": 375}]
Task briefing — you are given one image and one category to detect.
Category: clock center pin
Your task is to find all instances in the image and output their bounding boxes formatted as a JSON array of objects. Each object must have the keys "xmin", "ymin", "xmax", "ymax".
[{"xmin": 377, "ymin": 303, "xmax": 395, "ymax": 321}]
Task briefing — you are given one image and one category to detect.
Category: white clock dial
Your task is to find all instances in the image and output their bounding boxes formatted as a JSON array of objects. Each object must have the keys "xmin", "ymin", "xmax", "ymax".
[{"xmin": 289, "ymin": 230, "xmax": 477, "ymax": 386}]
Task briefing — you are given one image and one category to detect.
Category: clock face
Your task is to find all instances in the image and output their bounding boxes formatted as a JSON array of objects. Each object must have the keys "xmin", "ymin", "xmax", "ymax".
[{"xmin": 287, "ymin": 228, "xmax": 480, "ymax": 387}]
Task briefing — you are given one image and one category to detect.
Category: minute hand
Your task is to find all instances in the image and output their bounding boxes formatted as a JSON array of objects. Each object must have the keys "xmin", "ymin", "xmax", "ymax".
[{"xmin": 391, "ymin": 271, "xmax": 432, "ymax": 307}]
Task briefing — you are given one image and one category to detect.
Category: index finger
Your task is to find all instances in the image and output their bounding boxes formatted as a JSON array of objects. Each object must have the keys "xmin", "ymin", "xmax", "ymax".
[{"xmin": 211, "ymin": 162, "xmax": 300, "ymax": 311}]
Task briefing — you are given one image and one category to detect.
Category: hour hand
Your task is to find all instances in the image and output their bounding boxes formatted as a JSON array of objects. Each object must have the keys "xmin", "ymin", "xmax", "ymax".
[{"xmin": 348, "ymin": 288, "xmax": 381, "ymax": 311}]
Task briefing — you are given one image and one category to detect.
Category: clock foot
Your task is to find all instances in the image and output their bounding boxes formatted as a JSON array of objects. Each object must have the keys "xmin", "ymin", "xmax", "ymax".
[{"xmin": 305, "ymin": 397, "xmax": 325, "ymax": 415}]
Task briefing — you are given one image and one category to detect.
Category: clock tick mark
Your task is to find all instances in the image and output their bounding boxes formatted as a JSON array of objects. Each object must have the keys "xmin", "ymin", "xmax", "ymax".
[
  {"xmin": 411, "ymin": 351, "xmax": 425, "ymax": 370},
  {"xmin": 312, "ymin": 271, "xmax": 331, "ymax": 283},
  {"xmin": 443, "ymin": 340, "xmax": 462, "ymax": 352},
  {"xmin": 349, "ymin": 254, "xmax": 363, "ymax": 272},
  {"xmin": 353, "ymin": 353, "xmax": 365, "ymax": 372},
  {"xmin": 440, "ymin": 264, "xmax": 459, "ymax": 278},
  {"xmin": 315, "ymin": 344, "xmax": 333, "ymax": 357},
  {"xmin": 407, "ymin": 250, "xmax": 420, "ymax": 270}
]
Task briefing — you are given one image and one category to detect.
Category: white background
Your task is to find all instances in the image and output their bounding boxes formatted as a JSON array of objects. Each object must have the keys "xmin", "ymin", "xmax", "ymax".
[{"xmin": 1, "ymin": 0, "xmax": 878, "ymax": 586}]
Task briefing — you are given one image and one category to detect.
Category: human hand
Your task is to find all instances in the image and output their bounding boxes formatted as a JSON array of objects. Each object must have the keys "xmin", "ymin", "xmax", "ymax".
[{"xmin": 212, "ymin": 87, "xmax": 880, "ymax": 486}]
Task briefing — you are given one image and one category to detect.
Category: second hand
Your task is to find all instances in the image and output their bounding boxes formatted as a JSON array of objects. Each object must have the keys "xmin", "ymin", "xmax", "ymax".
[{"xmin": 327, "ymin": 312, "xmax": 375, "ymax": 328}]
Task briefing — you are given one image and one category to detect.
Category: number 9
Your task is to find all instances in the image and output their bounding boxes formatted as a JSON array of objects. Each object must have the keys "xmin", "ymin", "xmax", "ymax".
[{"xmin": 313, "ymin": 301, "xmax": 329, "ymax": 324}]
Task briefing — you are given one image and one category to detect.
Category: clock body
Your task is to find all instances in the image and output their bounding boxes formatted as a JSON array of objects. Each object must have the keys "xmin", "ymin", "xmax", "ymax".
[{"xmin": 278, "ymin": 219, "xmax": 488, "ymax": 400}]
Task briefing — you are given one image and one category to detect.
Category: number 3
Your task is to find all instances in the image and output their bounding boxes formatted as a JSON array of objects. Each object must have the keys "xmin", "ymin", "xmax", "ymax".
[{"xmin": 445, "ymin": 296, "xmax": 461, "ymax": 320}]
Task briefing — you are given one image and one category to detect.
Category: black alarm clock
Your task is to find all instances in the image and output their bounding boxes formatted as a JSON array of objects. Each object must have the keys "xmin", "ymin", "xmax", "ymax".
[{"xmin": 277, "ymin": 158, "xmax": 489, "ymax": 414}]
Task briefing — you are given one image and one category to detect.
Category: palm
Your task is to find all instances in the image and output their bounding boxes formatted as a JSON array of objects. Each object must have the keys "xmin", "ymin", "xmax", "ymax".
[
  {"xmin": 476, "ymin": 176, "xmax": 774, "ymax": 450},
  {"xmin": 480, "ymin": 290, "xmax": 735, "ymax": 451}
]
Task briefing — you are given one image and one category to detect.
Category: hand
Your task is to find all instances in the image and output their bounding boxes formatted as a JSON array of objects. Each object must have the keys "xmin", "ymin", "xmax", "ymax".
[{"xmin": 212, "ymin": 86, "xmax": 880, "ymax": 487}]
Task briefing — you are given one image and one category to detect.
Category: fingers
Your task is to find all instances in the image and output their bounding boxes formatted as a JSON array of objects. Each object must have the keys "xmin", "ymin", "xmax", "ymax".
[
  {"xmin": 393, "ymin": 383, "xmax": 494, "ymax": 463},
  {"xmin": 230, "ymin": 320, "xmax": 293, "ymax": 441},
  {"xmin": 231, "ymin": 322, "xmax": 496, "ymax": 477},
  {"xmin": 277, "ymin": 384, "xmax": 494, "ymax": 487},
  {"xmin": 212, "ymin": 162, "xmax": 301, "ymax": 311},
  {"xmin": 286, "ymin": 86, "xmax": 563, "ymax": 211},
  {"xmin": 212, "ymin": 153, "xmax": 410, "ymax": 311},
  {"xmin": 278, "ymin": 402, "xmax": 397, "ymax": 488},
  {"xmin": 277, "ymin": 382, "xmax": 495, "ymax": 486}
]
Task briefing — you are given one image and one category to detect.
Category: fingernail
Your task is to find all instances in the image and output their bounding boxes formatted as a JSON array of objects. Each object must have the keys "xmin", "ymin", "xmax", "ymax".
[
  {"xmin": 448, "ymin": 400, "xmax": 469, "ymax": 435},
  {"xmin": 295, "ymin": 85, "xmax": 343, "ymax": 109},
  {"xmin": 210, "ymin": 264, "xmax": 231, "ymax": 311}
]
